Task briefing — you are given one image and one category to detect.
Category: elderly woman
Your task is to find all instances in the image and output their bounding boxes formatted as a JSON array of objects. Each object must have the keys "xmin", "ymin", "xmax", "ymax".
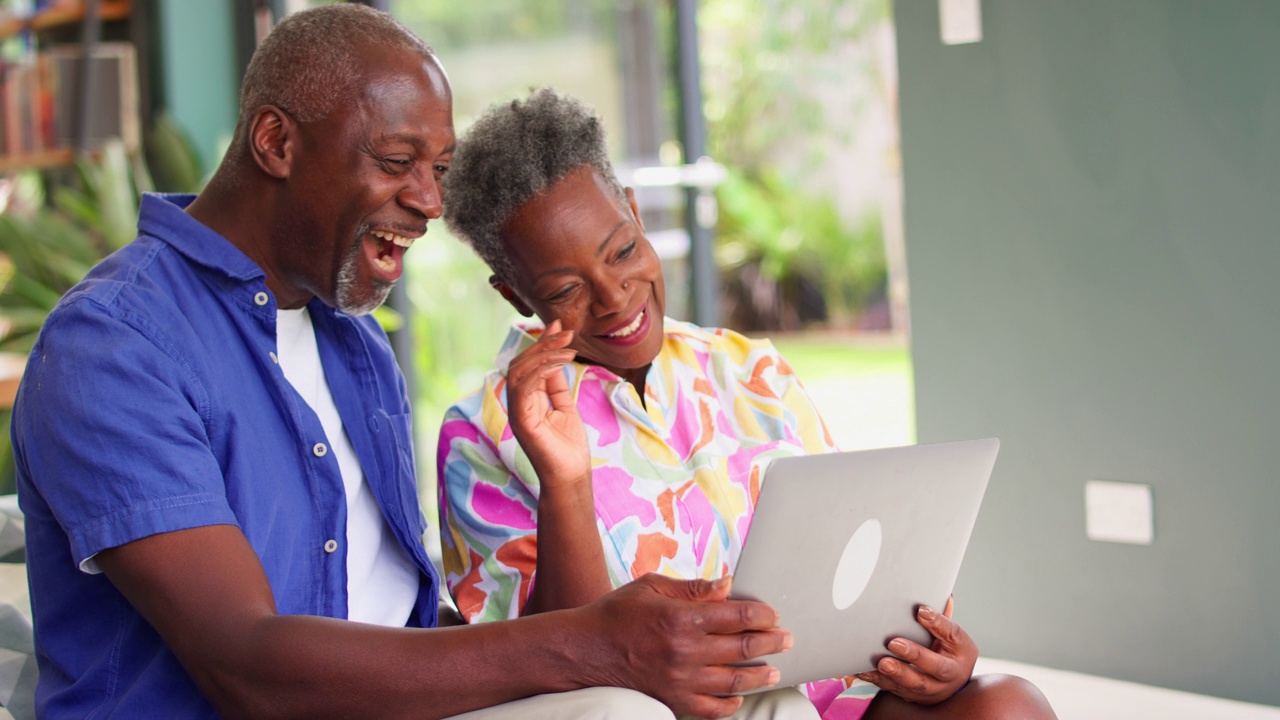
[{"xmin": 436, "ymin": 88, "xmax": 1055, "ymax": 720}]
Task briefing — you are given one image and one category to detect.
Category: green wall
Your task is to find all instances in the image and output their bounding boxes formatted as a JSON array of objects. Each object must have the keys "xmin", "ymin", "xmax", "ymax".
[
  {"xmin": 154, "ymin": 0, "xmax": 239, "ymax": 174},
  {"xmin": 895, "ymin": 0, "xmax": 1280, "ymax": 705}
]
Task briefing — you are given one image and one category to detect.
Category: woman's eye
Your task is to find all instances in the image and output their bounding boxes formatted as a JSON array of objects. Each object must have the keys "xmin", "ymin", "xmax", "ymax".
[
  {"xmin": 547, "ymin": 286, "xmax": 576, "ymax": 302},
  {"xmin": 617, "ymin": 241, "xmax": 636, "ymax": 260}
]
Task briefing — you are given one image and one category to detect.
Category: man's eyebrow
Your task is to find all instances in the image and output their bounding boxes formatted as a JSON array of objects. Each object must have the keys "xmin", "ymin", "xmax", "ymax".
[
  {"xmin": 596, "ymin": 220, "xmax": 629, "ymax": 256},
  {"xmin": 372, "ymin": 134, "xmax": 456, "ymax": 155}
]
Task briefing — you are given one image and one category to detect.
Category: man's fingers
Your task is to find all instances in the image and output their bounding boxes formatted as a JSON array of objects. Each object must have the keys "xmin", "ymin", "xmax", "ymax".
[
  {"xmin": 663, "ymin": 665, "xmax": 780, "ymax": 717},
  {"xmin": 688, "ymin": 664, "xmax": 781, "ymax": 698},
  {"xmin": 642, "ymin": 573, "xmax": 732, "ymax": 602},
  {"xmin": 692, "ymin": 600, "xmax": 784, "ymax": 636},
  {"xmin": 676, "ymin": 693, "xmax": 745, "ymax": 720}
]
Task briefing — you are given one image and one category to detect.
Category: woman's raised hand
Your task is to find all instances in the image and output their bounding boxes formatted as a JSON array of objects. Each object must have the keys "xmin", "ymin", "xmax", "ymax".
[{"xmin": 506, "ymin": 320, "xmax": 592, "ymax": 488}]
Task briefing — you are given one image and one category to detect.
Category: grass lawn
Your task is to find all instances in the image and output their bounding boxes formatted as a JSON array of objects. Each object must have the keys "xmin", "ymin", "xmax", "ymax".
[{"xmin": 769, "ymin": 333, "xmax": 917, "ymax": 451}]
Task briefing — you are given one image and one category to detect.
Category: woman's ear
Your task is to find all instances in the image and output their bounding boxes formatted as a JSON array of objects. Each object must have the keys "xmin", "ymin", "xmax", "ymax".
[
  {"xmin": 249, "ymin": 105, "xmax": 294, "ymax": 179},
  {"xmin": 624, "ymin": 187, "xmax": 645, "ymax": 232},
  {"xmin": 490, "ymin": 276, "xmax": 535, "ymax": 317}
]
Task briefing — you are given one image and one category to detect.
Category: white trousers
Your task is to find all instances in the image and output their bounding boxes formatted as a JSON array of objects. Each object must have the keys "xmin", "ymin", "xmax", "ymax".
[{"xmin": 443, "ymin": 686, "xmax": 820, "ymax": 720}]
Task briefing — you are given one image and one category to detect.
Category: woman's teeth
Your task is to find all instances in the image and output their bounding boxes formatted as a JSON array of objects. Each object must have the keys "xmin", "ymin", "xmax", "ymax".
[{"xmin": 607, "ymin": 309, "xmax": 645, "ymax": 338}]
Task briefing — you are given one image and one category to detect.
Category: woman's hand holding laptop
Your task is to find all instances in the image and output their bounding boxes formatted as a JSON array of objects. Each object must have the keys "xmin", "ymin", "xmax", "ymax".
[{"xmin": 855, "ymin": 597, "xmax": 980, "ymax": 704}]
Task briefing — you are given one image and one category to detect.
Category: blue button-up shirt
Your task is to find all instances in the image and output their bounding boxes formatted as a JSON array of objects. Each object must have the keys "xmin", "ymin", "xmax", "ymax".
[{"xmin": 13, "ymin": 193, "xmax": 439, "ymax": 717}]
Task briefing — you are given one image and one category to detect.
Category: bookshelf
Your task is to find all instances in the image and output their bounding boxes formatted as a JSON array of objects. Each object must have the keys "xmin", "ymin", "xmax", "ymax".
[
  {"xmin": 0, "ymin": 1, "xmax": 130, "ymax": 39},
  {"xmin": 0, "ymin": 0, "xmax": 139, "ymax": 173}
]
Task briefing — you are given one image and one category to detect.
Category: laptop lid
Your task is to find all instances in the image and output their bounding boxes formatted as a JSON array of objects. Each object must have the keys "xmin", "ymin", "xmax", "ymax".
[{"xmin": 728, "ymin": 438, "xmax": 999, "ymax": 692}]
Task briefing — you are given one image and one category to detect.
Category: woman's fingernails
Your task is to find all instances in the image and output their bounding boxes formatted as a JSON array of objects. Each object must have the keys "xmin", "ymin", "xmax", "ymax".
[
  {"xmin": 888, "ymin": 639, "xmax": 909, "ymax": 655},
  {"xmin": 918, "ymin": 605, "xmax": 936, "ymax": 621},
  {"xmin": 767, "ymin": 668, "xmax": 781, "ymax": 685},
  {"xmin": 881, "ymin": 658, "xmax": 899, "ymax": 673}
]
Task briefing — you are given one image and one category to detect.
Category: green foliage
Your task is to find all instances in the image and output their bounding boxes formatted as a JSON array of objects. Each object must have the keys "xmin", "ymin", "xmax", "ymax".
[
  {"xmin": 402, "ymin": 233, "xmax": 518, "ymax": 521},
  {"xmin": 716, "ymin": 167, "xmax": 886, "ymax": 329},
  {"xmin": 0, "ymin": 141, "xmax": 142, "ymax": 353},
  {"xmin": 391, "ymin": 0, "xmax": 616, "ymax": 51},
  {"xmin": 700, "ymin": 0, "xmax": 890, "ymax": 176},
  {"xmin": 700, "ymin": 0, "xmax": 894, "ymax": 331},
  {"xmin": 146, "ymin": 111, "xmax": 205, "ymax": 194},
  {"xmin": 405, "ymin": 235, "xmax": 516, "ymax": 414},
  {"xmin": 0, "ymin": 125, "xmax": 200, "ymax": 495}
]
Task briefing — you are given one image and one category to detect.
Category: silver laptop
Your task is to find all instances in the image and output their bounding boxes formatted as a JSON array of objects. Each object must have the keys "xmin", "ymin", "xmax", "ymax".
[{"xmin": 728, "ymin": 438, "xmax": 999, "ymax": 692}]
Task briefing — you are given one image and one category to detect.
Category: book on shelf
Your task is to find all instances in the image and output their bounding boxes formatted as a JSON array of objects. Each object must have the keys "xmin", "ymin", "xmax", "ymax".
[
  {"xmin": 0, "ymin": 40, "xmax": 137, "ymax": 168},
  {"xmin": 47, "ymin": 41, "xmax": 138, "ymax": 153}
]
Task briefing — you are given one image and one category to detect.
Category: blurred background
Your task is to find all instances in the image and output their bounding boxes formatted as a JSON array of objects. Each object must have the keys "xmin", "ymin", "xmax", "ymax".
[{"xmin": 1, "ymin": 1, "xmax": 1279, "ymax": 718}]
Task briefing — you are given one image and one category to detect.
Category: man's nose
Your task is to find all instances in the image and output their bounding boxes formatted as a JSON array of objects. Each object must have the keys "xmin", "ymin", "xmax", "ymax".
[{"xmin": 398, "ymin": 168, "xmax": 443, "ymax": 219}]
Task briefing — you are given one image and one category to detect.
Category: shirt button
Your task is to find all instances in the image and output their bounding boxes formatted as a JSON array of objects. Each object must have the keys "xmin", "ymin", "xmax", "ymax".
[
  {"xmin": 313, "ymin": 442, "xmax": 328, "ymax": 457},
  {"xmin": 269, "ymin": 351, "xmax": 278, "ymax": 364},
  {"xmin": 254, "ymin": 291, "xmax": 269, "ymax": 306},
  {"xmin": 324, "ymin": 539, "xmax": 338, "ymax": 553}
]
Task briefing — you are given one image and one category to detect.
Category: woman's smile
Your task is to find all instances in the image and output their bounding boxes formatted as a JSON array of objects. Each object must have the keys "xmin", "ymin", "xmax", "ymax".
[{"xmin": 598, "ymin": 303, "xmax": 651, "ymax": 344}]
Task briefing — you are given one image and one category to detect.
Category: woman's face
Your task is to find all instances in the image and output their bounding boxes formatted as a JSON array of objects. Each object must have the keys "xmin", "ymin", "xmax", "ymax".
[{"xmin": 495, "ymin": 165, "xmax": 667, "ymax": 381}]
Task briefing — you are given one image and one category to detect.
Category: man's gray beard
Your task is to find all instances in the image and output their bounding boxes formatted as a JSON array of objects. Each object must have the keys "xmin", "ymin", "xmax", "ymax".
[{"xmin": 336, "ymin": 239, "xmax": 394, "ymax": 316}]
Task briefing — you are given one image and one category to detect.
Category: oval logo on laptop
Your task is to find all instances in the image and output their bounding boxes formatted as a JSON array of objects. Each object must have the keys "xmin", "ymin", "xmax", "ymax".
[{"xmin": 832, "ymin": 519, "xmax": 882, "ymax": 610}]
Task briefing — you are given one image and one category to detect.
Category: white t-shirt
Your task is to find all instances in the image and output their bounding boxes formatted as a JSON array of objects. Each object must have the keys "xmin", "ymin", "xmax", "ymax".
[{"xmin": 276, "ymin": 307, "xmax": 419, "ymax": 626}]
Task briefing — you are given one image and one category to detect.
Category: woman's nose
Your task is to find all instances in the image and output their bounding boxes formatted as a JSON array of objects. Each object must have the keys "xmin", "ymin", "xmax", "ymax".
[{"xmin": 591, "ymin": 276, "xmax": 631, "ymax": 317}]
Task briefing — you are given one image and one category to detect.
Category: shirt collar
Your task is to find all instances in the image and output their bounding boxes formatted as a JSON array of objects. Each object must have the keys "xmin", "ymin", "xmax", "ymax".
[
  {"xmin": 493, "ymin": 321, "xmax": 543, "ymax": 373},
  {"xmin": 136, "ymin": 193, "xmax": 266, "ymax": 283}
]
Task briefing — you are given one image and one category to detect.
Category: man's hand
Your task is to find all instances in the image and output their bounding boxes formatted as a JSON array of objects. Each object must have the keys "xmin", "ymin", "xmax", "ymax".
[
  {"xmin": 855, "ymin": 598, "xmax": 976, "ymax": 705},
  {"xmin": 581, "ymin": 574, "xmax": 791, "ymax": 718},
  {"xmin": 506, "ymin": 319, "xmax": 591, "ymax": 488}
]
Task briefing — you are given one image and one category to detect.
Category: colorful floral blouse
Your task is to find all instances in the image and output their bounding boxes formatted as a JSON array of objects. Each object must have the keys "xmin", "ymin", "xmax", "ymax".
[{"xmin": 437, "ymin": 319, "xmax": 878, "ymax": 719}]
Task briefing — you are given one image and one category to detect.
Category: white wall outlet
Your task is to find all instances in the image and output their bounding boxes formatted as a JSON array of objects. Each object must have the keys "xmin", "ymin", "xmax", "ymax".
[
  {"xmin": 940, "ymin": 0, "xmax": 983, "ymax": 45},
  {"xmin": 1085, "ymin": 480, "xmax": 1154, "ymax": 545}
]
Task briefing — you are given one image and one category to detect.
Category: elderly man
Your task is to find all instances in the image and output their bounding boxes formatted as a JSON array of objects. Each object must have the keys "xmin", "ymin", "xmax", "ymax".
[{"xmin": 11, "ymin": 5, "xmax": 804, "ymax": 719}]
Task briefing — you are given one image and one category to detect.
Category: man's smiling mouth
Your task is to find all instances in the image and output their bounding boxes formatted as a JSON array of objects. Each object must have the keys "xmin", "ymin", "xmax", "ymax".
[{"xmin": 369, "ymin": 229, "xmax": 421, "ymax": 275}]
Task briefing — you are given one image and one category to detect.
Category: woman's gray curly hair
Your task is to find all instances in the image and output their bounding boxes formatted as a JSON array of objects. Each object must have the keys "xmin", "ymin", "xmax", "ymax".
[{"xmin": 442, "ymin": 88, "xmax": 627, "ymax": 283}]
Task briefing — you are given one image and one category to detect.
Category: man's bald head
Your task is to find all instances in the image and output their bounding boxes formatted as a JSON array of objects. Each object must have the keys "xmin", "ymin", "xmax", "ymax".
[{"xmin": 229, "ymin": 4, "xmax": 435, "ymax": 168}]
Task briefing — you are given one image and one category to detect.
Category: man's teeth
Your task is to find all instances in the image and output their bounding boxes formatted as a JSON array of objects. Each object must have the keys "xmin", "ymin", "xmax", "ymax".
[
  {"xmin": 371, "ymin": 254, "xmax": 397, "ymax": 274},
  {"xmin": 607, "ymin": 309, "xmax": 645, "ymax": 338},
  {"xmin": 371, "ymin": 229, "xmax": 417, "ymax": 248}
]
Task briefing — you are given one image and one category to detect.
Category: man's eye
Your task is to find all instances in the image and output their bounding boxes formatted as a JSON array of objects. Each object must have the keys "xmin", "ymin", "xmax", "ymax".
[{"xmin": 381, "ymin": 157, "xmax": 412, "ymax": 171}]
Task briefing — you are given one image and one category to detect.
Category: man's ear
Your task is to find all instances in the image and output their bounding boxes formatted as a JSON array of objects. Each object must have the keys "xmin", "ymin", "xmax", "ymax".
[
  {"xmin": 624, "ymin": 187, "xmax": 645, "ymax": 232},
  {"xmin": 490, "ymin": 276, "xmax": 535, "ymax": 318},
  {"xmin": 248, "ymin": 106, "xmax": 294, "ymax": 180}
]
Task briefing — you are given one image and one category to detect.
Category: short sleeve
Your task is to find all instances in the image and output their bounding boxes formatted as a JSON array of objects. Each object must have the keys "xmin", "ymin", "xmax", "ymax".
[
  {"xmin": 13, "ymin": 300, "xmax": 237, "ymax": 572},
  {"xmin": 435, "ymin": 392, "xmax": 539, "ymax": 622}
]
